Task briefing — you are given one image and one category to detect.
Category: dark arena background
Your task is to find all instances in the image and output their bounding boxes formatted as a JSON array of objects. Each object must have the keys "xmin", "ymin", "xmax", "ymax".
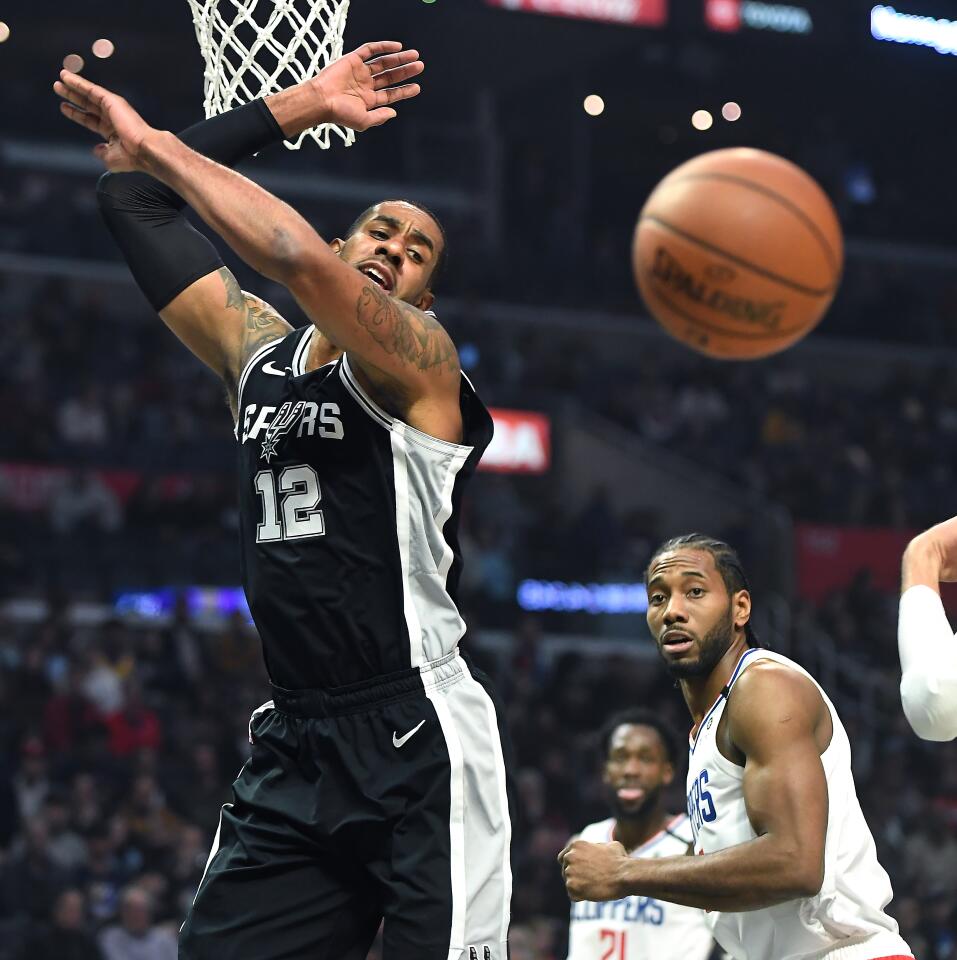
[{"xmin": 1, "ymin": 1, "xmax": 956, "ymax": 957}]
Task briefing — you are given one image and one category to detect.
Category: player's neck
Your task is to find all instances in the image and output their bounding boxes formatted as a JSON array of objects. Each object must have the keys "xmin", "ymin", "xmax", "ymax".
[
  {"xmin": 681, "ymin": 636, "xmax": 752, "ymax": 726},
  {"xmin": 612, "ymin": 808, "xmax": 672, "ymax": 854},
  {"xmin": 305, "ymin": 329, "xmax": 343, "ymax": 371}
]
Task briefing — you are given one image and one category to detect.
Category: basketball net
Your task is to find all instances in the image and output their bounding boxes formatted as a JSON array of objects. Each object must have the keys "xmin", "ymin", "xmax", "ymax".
[{"xmin": 186, "ymin": 0, "xmax": 354, "ymax": 150}]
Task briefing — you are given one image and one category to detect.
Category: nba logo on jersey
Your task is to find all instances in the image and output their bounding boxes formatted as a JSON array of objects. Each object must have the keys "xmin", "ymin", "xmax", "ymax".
[{"xmin": 467, "ymin": 946, "xmax": 491, "ymax": 960}]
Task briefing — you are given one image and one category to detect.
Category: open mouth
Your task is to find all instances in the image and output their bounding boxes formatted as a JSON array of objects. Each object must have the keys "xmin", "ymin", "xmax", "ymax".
[
  {"xmin": 616, "ymin": 786, "xmax": 645, "ymax": 803},
  {"xmin": 662, "ymin": 631, "xmax": 694, "ymax": 654},
  {"xmin": 360, "ymin": 263, "xmax": 394, "ymax": 293}
]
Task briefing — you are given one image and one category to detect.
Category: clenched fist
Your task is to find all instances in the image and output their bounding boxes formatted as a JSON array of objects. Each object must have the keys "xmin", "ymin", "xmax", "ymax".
[{"xmin": 558, "ymin": 840, "xmax": 629, "ymax": 902}]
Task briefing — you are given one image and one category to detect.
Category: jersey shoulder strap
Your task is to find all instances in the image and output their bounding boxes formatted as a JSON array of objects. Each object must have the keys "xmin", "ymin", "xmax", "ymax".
[
  {"xmin": 663, "ymin": 813, "xmax": 694, "ymax": 846},
  {"xmin": 238, "ymin": 325, "xmax": 312, "ymax": 407}
]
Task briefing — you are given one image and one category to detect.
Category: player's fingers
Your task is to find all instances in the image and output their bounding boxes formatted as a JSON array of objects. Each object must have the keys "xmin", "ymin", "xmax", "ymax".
[
  {"xmin": 372, "ymin": 62, "xmax": 424, "ymax": 91},
  {"xmin": 53, "ymin": 79, "xmax": 86, "ymax": 106},
  {"xmin": 59, "ymin": 100, "xmax": 109, "ymax": 138},
  {"xmin": 56, "ymin": 89, "xmax": 91, "ymax": 117},
  {"xmin": 352, "ymin": 40, "xmax": 402, "ymax": 62},
  {"xmin": 376, "ymin": 82, "xmax": 421, "ymax": 107},
  {"xmin": 59, "ymin": 69, "xmax": 96, "ymax": 98},
  {"xmin": 367, "ymin": 50, "xmax": 420, "ymax": 75},
  {"xmin": 363, "ymin": 107, "xmax": 398, "ymax": 129},
  {"xmin": 60, "ymin": 69, "xmax": 114, "ymax": 111},
  {"xmin": 54, "ymin": 79, "xmax": 95, "ymax": 114},
  {"xmin": 557, "ymin": 843, "xmax": 572, "ymax": 863}
]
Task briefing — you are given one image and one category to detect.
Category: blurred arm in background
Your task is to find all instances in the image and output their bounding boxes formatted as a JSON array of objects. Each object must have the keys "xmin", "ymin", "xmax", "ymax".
[{"xmin": 899, "ymin": 516, "xmax": 957, "ymax": 741}]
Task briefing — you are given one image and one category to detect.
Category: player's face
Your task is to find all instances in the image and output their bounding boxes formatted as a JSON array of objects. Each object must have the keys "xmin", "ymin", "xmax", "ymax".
[
  {"xmin": 333, "ymin": 201, "xmax": 444, "ymax": 311},
  {"xmin": 603, "ymin": 724, "xmax": 673, "ymax": 821},
  {"xmin": 645, "ymin": 550, "xmax": 746, "ymax": 679}
]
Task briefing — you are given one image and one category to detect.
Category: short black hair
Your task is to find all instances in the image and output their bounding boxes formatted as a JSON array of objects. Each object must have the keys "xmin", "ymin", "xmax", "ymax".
[
  {"xmin": 645, "ymin": 533, "xmax": 767, "ymax": 649},
  {"xmin": 346, "ymin": 199, "xmax": 448, "ymax": 291},
  {"xmin": 599, "ymin": 709, "xmax": 679, "ymax": 766}
]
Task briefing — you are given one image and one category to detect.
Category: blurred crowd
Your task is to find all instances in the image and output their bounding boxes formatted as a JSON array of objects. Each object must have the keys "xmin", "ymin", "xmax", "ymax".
[
  {"xmin": 595, "ymin": 354, "xmax": 957, "ymax": 530},
  {"xmin": 0, "ymin": 590, "xmax": 954, "ymax": 960}
]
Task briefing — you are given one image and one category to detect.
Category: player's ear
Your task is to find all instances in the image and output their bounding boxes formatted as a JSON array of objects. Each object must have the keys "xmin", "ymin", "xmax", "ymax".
[
  {"xmin": 414, "ymin": 289, "xmax": 435, "ymax": 312},
  {"xmin": 662, "ymin": 761, "xmax": 675, "ymax": 787},
  {"xmin": 330, "ymin": 238, "xmax": 345, "ymax": 256},
  {"xmin": 733, "ymin": 589, "xmax": 752, "ymax": 633}
]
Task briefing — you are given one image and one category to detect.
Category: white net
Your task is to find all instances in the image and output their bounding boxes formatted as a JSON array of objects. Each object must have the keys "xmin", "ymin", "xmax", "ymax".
[{"xmin": 186, "ymin": 0, "xmax": 353, "ymax": 150}]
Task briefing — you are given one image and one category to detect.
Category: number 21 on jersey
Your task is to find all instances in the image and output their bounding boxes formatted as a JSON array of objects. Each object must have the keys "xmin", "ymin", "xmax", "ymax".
[
  {"xmin": 599, "ymin": 929, "xmax": 626, "ymax": 960},
  {"xmin": 255, "ymin": 465, "xmax": 325, "ymax": 542}
]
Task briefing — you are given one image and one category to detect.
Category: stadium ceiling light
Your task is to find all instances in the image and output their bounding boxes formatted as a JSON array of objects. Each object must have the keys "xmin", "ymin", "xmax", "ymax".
[
  {"xmin": 722, "ymin": 101, "xmax": 742, "ymax": 121},
  {"xmin": 692, "ymin": 109, "xmax": 714, "ymax": 131},
  {"xmin": 583, "ymin": 94, "xmax": 605, "ymax": 116}
]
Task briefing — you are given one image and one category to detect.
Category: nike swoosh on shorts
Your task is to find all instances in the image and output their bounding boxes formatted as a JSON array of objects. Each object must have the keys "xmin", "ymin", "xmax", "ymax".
[{"xmin": 392, "ymin": 719, "xmax": 427, "ymax": 749}]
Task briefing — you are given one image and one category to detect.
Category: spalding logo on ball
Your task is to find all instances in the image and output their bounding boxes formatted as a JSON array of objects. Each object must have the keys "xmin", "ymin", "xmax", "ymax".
[{"xmin": 633, "ymin": 147, "xmax": 844, "ymax": 360}]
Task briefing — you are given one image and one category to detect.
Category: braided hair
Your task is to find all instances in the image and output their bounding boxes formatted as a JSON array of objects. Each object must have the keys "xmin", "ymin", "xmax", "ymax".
[{"xmin": 645, "ymin": 533, "xmax": 768, "ymax": 649}]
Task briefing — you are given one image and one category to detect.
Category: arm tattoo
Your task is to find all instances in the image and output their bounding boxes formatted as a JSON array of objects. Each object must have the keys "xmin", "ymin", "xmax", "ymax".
[
  {"xmin": 356, "ymin": 284, "xmax": 460, "ymax": 375},
  {"xmin": 220, "ymin": 267, "xmax": 244, "ymax": 312},
  {"xmin": 240, "ymin": 294, "xmax": 292, "ymax": 360},
  {"xmin": 219, "ymin": 268, "xmax": 293, "ymax": 412},
  {"xmin": 218, "ymin": 267, "xmax": 292, "ymax": 362}
]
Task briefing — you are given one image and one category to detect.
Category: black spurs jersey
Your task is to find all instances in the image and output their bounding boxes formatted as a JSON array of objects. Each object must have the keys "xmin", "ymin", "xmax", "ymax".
[{"xmin": 234, "ymin": 324, "xmax": 493, "ymax": 690}]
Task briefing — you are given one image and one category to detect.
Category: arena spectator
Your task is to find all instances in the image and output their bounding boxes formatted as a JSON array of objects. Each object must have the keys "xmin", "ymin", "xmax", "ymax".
[
  {"xmin": 104, "ymin": 684, "xmax": 162, "ymax": 758},
  {"xmin": 97, "ymin": 885, "xmax": 176, "ymax": 960},
  {"xmin": 16, "ymin": 888, "xmax": 104, "ymax": 960},
  {"xmin": 56, "ymin": 385, "xmax": 110, "ymax": 448},
  {"xmin": 49, "ymin": 472, "xmax": 122, "ymax": 536},
  {"xmin": 13, "ymin": 737, "xmax": 50, "ymax": 822}
]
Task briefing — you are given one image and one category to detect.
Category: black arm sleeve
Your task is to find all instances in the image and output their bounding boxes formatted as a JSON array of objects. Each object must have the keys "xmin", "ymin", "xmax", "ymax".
[{"xmin": 97, "ymin": 99, "xmax": 286, "ymax": 311}]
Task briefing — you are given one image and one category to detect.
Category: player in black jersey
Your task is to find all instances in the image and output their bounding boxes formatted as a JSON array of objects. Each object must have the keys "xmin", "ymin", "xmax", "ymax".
[{"xmin": 56, "ymin": 43, "xmax": 514, "ymax": 960}]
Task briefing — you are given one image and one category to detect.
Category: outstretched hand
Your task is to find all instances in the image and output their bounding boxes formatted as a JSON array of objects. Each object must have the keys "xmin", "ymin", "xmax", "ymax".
[
  {"xmin": 311, "ymin": 40, "xmax": 424, "ymax": 131},
  {"xmin": 54, "ymin": 70, "xmax": 156, "ymax": 172},
  {"xmin": 55, "ymin": 39, "xmax": 421, "ymax": 162}
]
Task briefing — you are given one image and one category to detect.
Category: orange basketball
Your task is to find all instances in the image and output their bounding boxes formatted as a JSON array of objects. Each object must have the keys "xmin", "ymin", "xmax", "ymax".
[{"xmin": 633, "ymin": 148, "xmax": 844, "ymax": 360}]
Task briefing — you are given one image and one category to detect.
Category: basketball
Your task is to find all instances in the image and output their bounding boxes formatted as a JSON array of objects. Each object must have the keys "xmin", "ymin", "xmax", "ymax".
[{"xmin": 633, "ymin": 148, "xmax": 844, "ymax": 360}]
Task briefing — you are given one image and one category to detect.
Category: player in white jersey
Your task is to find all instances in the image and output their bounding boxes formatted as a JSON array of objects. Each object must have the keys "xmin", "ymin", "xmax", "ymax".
[
  {"xmin": 898, "ymin": 515, "xmax": 957, "ymax": 740},
  {"xmin": 560, "ymin": 535, "xmax": 913, "ymax": 960},
  {"xmin": 566, "ymin": 709, "xmax": 716, "ymax": 960}
]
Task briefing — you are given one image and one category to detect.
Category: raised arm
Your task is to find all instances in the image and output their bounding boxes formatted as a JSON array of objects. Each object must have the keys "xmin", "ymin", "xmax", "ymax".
[
  {"xmin": 560, "ymin": 663, "xmax": 830, "ymax": 912},
  {"xmin": 899, "ymin": 518, "xmax": 957, "ymax": 741},
  {"xmin": 57, "ymin": 42, "xmax": 426, "ymax": 405},
  {"xmin": 91, "ymin": 96, "xmax": 290, "ymax": 389}
]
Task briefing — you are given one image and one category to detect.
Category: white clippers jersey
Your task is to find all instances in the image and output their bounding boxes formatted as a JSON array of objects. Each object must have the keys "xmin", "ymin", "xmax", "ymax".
[
  {"xmin": 686, "ymin": 649, "xmax": 912, "ymax": 960},
  {"xmin": 567, "ymin": 815, "xmax": 715, "ymax": 960}
]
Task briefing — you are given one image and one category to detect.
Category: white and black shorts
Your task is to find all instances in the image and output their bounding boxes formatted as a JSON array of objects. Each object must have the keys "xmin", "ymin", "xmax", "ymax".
[{"xmin": 179, "ymin": 651, "xmax": 514, "ymax": 960}]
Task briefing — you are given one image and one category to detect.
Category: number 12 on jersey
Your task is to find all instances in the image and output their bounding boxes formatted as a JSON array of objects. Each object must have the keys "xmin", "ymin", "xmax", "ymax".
[
  {"xmin": 255, "ymin": 465, "xmax": 325, "ymax": 542},
  {"xmin": 599, "ymin": 929, "xmax": 626, "ymax": 960}
]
